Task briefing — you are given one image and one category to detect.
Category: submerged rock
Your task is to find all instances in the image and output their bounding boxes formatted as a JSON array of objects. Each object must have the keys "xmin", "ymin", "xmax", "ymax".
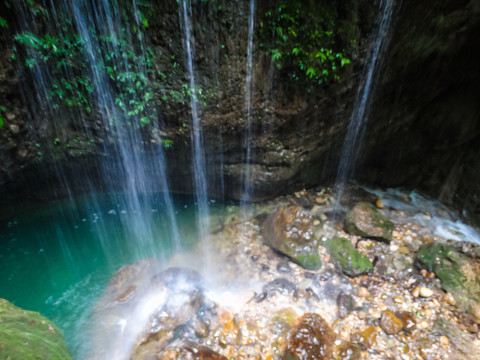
[
  {"xmin": 282, "ymin": 313, "xmax": 334, "ymax": 360},
  {"xmin": 0, "ymin": 299, "xmax": 72, "ymax": 360},
  {"xmin": 262, "ymin": 206, "xmax": 322, "ymax": 270},
  {"xmin": 325, "ymin": 237, "xmax": 373, "ymax": 277},
  {"xmin": 345, "ymin": 202, "xmax": 394, "ymax": 243}
]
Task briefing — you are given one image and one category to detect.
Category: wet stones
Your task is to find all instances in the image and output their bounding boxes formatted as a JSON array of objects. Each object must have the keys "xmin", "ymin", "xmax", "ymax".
[
  {"xmin": 282, "ymin": 313, "xmax": 334, "ymax": 360},
  {"xmin": 416, "ymin": 241, "xmax": 480, "ymax": 319},
  {"xmin": 0, "ymin": 299, "xmax": 72, "ymax": 360},
  {"xmin": 255, "ymin": 278, "xmax": 298, "ymax": 302},
  {"xmin": 158, "ymin": 342, "xmax": 227, "ymax": 360},
  {"xmin": 379, "ymin": 310, "xmax": 403, "ymax": 335},
  {"xmin": 325, "ymin": 237, "xmax": 373, "ymax": 277},
  {"xmin": 345, "ymin": 202, "xmax": 394, "ymax": 243},
  {"xmin": 262, "ymin": 206, "xmax": 322, "ymax": 270}
]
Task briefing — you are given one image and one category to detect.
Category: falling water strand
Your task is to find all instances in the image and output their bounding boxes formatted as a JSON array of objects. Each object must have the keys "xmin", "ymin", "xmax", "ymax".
[
  {"xmin": 334, "ymin": 0, "xmax": 397, "ymax": 209},
  {"xmin": 14, "ymin": 0, "xmax": 182, "ymax": 255},
  {"xmin": 179, "ymin": 0, "xmax": 211, "ymax": 262},
  {"xmin": 242, "ymin": 0, "xmax": 256, "ymax": 206}
]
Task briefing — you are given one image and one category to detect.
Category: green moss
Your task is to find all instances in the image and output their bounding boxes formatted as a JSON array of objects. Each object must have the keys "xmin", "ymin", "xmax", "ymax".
[
  {"xmin": 295, "ymin": 253, "xmax": 323, "ymax": 270},
  {"xmin": 325, "ymin": 237, "xmax": 372, "ymax": 277},
  {"xmin": 415, "ymin": 242, "xmax": 467, "ymax": 292},
  {"xmin": 0, "ymin": 299, "xmax": 72, "ymax": 360},
  {"xmin": 345, "ymin": 202, "xmax": 394, "ymax": 243}
]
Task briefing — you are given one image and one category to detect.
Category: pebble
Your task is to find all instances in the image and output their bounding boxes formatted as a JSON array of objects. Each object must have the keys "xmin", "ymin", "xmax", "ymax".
[
  {"xmin": 397, "ymin": 246, "xmax": 410, "ymax": 255},
  {"xmin": 298, "ymin": 278, "xmax": 313, "ymax": 289},
  {"xmin": 393, "ymin": 230, "xmax": 402, "ymax": 240},
  {"xmin": 419, "ymin": 287, "xmax": 434, "ymax": 298},
  {"xmin": 439, "ymin": 335, "xmax": 450, "ymax": 347},
  {"xmin": 313, "ymin": 219, "xmax": 320, "ymax": 226},
  {"xmin": 393, "ymin": 296, "xmax": 404, "ymax": 304},
  {"xmin": 376, "ymin": 198, "xmax": 384, "ymax": 208},
  {"xmin": 358, "ymin": 287, "xmax": 370, "ymax": 298},
  {"xmin": 315, "ymin": 197, "xmax": 326, "ymax": 204},
  {"xmin": 444, "ymin": 293, "xmax": 456, "ymax": 306}
]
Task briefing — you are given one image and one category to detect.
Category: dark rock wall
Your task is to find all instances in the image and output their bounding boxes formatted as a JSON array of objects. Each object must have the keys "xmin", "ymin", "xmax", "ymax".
[
  {"xmin": 0, "ymin": 0, "xmax": 479, "ymax": 224},
  {"xmin": 358, "ymin": 0, "xmax": 480, "ymax": 224}
]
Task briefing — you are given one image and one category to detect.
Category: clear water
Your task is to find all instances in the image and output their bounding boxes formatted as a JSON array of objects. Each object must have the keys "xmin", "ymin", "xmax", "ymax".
[{"xmin": 0, "ymin": 194, "xmax": 226, "ymax": 358}]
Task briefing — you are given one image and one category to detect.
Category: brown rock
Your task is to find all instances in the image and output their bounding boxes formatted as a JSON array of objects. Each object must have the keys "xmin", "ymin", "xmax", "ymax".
[
  {"xmin": 282, "ymin": 313, "xmax": 334, "ymax": 360},
  {"xmin": 380, "ymin": 310, "xmax": 403, "ymax": 335}
]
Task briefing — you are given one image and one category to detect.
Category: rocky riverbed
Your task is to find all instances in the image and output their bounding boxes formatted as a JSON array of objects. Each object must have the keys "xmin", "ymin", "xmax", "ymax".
[{"xmin": 86, "ymin": 186, "xmax": 480, "ymax": 359}]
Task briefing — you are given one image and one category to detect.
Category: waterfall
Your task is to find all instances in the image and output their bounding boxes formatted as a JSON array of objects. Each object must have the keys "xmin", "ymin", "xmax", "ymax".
[
  {"xmin": 179, "ymin": 0, "xmax": 211, "ymax": 265},
  {"xmin": 242, "ymin": 0, "xmax": 256, "ymax": 204},
  {"xmin": 334, "ymin": 0, "xmax": 397, "ymax": 208},
  {"xmin": 11, "ymin": 0, "xmax": 181, "ymax": 255}
]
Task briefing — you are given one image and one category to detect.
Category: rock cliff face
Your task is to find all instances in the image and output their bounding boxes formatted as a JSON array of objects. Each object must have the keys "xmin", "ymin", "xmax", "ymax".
[
  {"xmin": 359, "ymin": 0, "xmax": 480, "ymax": 224},
  {"xmin": 0, "ymin": 0, "xmax": 479, "ymax": 224}
]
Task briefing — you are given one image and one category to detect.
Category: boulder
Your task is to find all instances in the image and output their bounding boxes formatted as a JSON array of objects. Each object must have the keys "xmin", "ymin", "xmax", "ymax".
[
  {"xmin": 89, "ymin": 262, "xmax": 206, "ymax": 360},
  {"xmin": 130, "ymin": 267, "xmax": 205, "ymax": 359},
  {"xmin": 325, "ymin": 237, "xmax": 373, "ymax": 277},
  {"xmin": 0, "ymin": 298, "xmax": 72, "ymax": 360},
  {"xmin": 262, "ymin": 206, "xmax": 322, "ymax": 270},
  {"xmin": 415, "ymin": 242, "xmax": 480, "ymax": 319},
  {"xmin": 282, "ymin": 313, "xmax": 334, "ymax": 360},
  {"xmin": 345, "ymin": 202, "xmax": 394, "ymax": 243}
]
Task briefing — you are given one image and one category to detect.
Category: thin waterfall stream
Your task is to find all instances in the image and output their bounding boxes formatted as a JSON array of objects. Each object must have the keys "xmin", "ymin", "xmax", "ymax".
[
  {"xmin": 333, "ymin": 0, "xmax": 397, "ymax": 211},
  {"xmin": 179, "ymin": 0, "xmax": 211, "ymax": 270},
  {"xmin": 242, "ymin": 0, "xmax": 256, "ymax": 206}
]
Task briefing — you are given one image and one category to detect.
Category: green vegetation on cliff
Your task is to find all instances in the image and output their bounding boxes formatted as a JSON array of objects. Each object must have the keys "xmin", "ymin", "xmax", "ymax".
[{"xmin": 260, "ymin": 1, "xmax": 350, "ymax": 85}]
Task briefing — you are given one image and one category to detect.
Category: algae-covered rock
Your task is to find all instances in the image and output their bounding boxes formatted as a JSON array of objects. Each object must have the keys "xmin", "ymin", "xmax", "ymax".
[
  {"xmin": 325, "ymin": 237, "xmax": 373, "ymax": 277},
  {"xmin": 262, "ymin": 206, "xmax": 322, "ymax": 270},
  {"xmin": 0, "ymin": 299, "xmax": 72, "ymax": 360},
  {"xmin": 345, "ymin": 202, "xmax": 394, "ymax": 243},
  {"xmin": 415, "ymin": 242, "xmax": 467, "ymax": 292},
  {"xmin": 282, "ymin": 313, "xmax": 334, "ymax": 360},
  {"xmin": 415, "ymin": 242, "xmax": 480, "ymax": 319}
]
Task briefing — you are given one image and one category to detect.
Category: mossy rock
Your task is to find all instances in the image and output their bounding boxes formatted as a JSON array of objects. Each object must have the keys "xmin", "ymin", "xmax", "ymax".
[
  {"xmin": 0, "ymin": 299, "xmax": 72, "ymax": 360},
  {"xmin": 295, "ymin": 253, "xmax": 323, "ymax": 270},
  {"xmin": 325, "ymin": 237, "xmax": 373, "ymax": 277},
  {"xmin": 345, "ymin": 202, "xmax": 394, "ymax": 243},
  {"xmin": 262, "ymin": 206, "xmax": 322, "ymax": 270},
  {"xmin": 415, "ymin": 242, "xmax": 467, "ymax": 292},
  {"xmin": 416, "ymin": 242, "xmax": 480, "ymax": 319}
]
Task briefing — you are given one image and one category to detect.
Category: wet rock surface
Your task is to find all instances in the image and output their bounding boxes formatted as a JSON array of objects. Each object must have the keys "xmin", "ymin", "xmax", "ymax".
[
  {"xmin": 262, "ymin": 206, "xmax": 322, "ymax": 270},
  {"xmin": 282, "ymin": 313, "xmax": 334, "ymax": 360},
  {"xmin": 345, "ymin": 202, "xmax": 394, "ymax": 243},
  {"xmin": 0, "ymin": 298, "xmax": 72, "ymax": 360},
  {"xmin": 89, "ymin": 186, "xmax": 480, "ymax": 359},
  {"xmin": 325, "ymin": 237, "xmax": 373, "ymax": 277}
]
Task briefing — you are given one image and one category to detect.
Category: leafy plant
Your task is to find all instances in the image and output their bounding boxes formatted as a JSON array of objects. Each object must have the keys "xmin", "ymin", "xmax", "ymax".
[
  {"xmin": 0, "ymin": 106, "xmax": 6, "ymax": 129},
  {"xmin": 261, "ymin": 1, "xmax": 351, "ymax": 84}
]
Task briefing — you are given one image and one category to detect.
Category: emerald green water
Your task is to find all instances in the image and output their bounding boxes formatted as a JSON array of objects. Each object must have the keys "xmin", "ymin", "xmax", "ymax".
[{"xmin": 0, "ymin": 193, "xmax": 224, "ymax": 358}]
